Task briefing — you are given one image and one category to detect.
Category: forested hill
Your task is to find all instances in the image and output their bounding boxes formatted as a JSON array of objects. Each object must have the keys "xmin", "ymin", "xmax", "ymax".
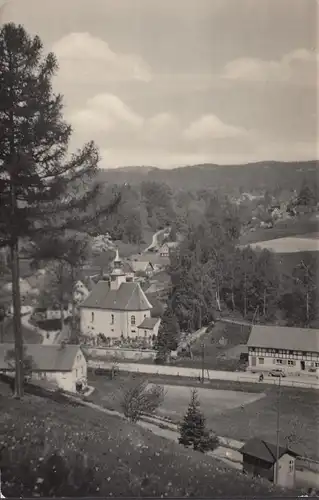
[{"xmin": 97, "ymin": 161, "xmax": 318, "ymax": 194}]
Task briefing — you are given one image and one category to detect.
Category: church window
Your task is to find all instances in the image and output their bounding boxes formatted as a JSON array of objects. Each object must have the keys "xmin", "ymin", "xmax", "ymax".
[
  {"xmin": 111, "ymin": 314, "xmax": 114, "ymax": 324},
  {"xmin": 131, "ymin": 315, "xmax": 136, "ymax": 326},
  {"xmin": 91, "ymin": 312, "xmax": 94, "ymax": 323}
]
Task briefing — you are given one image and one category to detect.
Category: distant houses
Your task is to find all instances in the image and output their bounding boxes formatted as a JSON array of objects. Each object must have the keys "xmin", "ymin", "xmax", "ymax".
[
  {"xmin": 158, "ymin": 241, "xmax": 179, "ymax": 258},
  {"xmin": 246, "ymin": 325, "xmax": 319, "ymax": 375}
]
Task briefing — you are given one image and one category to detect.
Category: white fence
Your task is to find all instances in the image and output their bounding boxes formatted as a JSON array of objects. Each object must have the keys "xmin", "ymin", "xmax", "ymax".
[{"xmin": 88, "ymin": 360, "xmax": 319, "ymax": 389}]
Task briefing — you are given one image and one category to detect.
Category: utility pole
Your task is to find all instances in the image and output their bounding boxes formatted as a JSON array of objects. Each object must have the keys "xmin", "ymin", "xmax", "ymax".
[
  {"xmin": 201, "ymin": 342, "xmax": 205, "ymax": 384},
  {"xmin": 275, "ymin": 374, "xmax": 282, "ymax": 485}
]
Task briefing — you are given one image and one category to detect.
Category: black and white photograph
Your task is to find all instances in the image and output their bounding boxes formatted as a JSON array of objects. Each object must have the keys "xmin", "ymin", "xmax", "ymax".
[{"xmin": 0, "ymin": 0, "xmax": 318, "ymax": 497}]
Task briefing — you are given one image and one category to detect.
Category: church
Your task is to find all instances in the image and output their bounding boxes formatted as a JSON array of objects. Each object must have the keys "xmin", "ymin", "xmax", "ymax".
[{"xmin": 79, "ymin": 250, "xmax": 161, "ymax": 344}]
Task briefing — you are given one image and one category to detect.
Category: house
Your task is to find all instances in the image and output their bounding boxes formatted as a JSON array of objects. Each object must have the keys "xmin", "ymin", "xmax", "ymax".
[
  {"xmin": 73, "ymin": 280, "xmax": 90, "ymax": 304},
  {"xmin": 158, "ymin": 242, "xmax": 179, "ymax": 258},
  {"xmin": 0, "ymin": 343, "xmax": 87, "ymax": 393},
  {"xmin": 246, "ymin": 325, "xmax": 319, "ymax": 375},
  {"xmin": 128, "ymin": 260, "xmax": 154, "ymax": 277},
  {"xmin": 240, "ymin": 437, "xmax": 299, "ymax": 488},
  {"xmin": 137, "ymin": 317, "xmax": 161, "ymax": 341},
  {"xmin": 80, "ymin": 250, "xmax": 160, "ymax": 343}
]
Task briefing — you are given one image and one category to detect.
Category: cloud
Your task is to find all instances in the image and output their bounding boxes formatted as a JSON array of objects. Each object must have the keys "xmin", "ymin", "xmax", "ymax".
[
  {"xmin": 184, "ymin": 115, "xmax": 247, "ymax": 141},
  {"xmin": 222, "ymin": 49, "xmax": 318, "ymax": 86},
  {"xmin": 52, "ymin": 32, "xmax": 151, "ymax": 84}
]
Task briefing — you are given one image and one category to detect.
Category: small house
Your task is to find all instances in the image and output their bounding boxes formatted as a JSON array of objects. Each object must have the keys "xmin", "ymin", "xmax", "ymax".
[
  {"xmin": 158, "ymin": 242, "xmax": 179, "ymax": 258},
  {"xmin": 240, "ymin": 438, "xmax": 299, "ymax": 488},
  {"xmin": 137, "ymin": 316, "xmax": 161, "ymax": 341},
  {"xmin": 0, "ymin": 343, "xmax": 87, "ymax": 393}
]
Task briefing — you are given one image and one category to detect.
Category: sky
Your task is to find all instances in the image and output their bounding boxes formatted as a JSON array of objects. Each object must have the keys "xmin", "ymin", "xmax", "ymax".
[{"xmin": 1, "ymin": 0, "xmax": 318, "ymax": 168}]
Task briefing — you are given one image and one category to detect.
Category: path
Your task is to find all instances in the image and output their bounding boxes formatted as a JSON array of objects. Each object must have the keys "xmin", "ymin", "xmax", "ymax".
[
  {"xmin": 88, "ymin": 360, "xmax": 319, "ymax": 390},
  {"xmin": 144, "ymin": 228, "xmax": 167, "ymax": 253}
]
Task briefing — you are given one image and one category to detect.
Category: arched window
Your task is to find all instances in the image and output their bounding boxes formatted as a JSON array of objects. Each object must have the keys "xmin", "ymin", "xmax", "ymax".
[
  {"xmin": 111, "ymin": 314, "xmax": 114, "ymax": 324},
  {"xmin": 131, "ymin": 315, "xmax": 136, "ymax": 326},
  {"xmin": 91, "ymin": 312, "xmax": 94, "ymax": 323}
]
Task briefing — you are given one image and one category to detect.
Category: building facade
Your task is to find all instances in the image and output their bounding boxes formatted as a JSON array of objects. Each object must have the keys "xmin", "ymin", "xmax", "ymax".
[
  {"xmin": 247, "ymin": 325, "xmax": 319, "ymax": 375},
  {"xmin": 80, "ymin": 250, "xmax": 160, "ymax": 343},
  {"xmin": 0, "ymin": 344, "xmax": 87, "ymax": 393}
]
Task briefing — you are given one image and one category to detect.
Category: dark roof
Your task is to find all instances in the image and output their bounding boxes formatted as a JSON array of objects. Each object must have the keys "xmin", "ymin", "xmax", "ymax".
[
  {"xmin": 138, "ymin": 317, "xmax": 160, "ymax": 330},
  {"xmin": 247, "ymin": 325, "xmax": 319, "ymax": 352},
  {"xmin": 80, "ymin": 280, "xmax": 152, "ymax": 311},
  {"xmin": 240, "ymin": 438, "xmax": 299, "ymax": 464},
  {"xmin": 0, "ymin": 344, "xmax": 82, "ymax": 372}
]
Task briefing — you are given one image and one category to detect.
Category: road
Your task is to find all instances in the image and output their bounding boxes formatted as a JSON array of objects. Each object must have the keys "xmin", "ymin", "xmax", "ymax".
[
  {"xmin": 144, "ymin": 228, "xmax": 168, "ymax": 253},
  {"xmin": 88, "ymin": 359, "xmax": 319, "ymax": 390}
]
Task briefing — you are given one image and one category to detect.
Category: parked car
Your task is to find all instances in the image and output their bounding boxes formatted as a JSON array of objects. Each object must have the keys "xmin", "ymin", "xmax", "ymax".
[{"xmin": 269, "ymin": 369, "xmax": 286, "ymax": 377}]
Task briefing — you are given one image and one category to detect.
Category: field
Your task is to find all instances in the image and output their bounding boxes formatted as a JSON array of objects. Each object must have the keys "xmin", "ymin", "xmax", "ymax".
[
  {"xmin": 0, "ymin": 379, "xmax": 293, "ymax": 498},
  {"xmin": 247, "ymin": 236, "xmax": 319, "ymax": 254},
  {"xmin": 87, "ymin": 372, "xmax": 319, "ymax": 460},
  {"xmin": 239, "ymin": 215, "xmax": 319, "ymax": 246}
]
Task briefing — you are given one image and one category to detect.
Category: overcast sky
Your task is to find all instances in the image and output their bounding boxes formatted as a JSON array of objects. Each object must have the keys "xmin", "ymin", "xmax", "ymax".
[{"xmin": 1, "ymin": 0, "xmax": 318, "ymax": 168}]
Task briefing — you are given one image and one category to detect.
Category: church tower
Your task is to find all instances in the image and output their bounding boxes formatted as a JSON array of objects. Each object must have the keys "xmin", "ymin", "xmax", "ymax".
[{"xmin": 110, "ymin": 249, "xmax": 126, "ymax": 290}]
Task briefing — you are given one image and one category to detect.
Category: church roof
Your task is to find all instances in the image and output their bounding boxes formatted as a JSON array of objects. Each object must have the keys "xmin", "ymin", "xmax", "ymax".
[{"xmin": 80, "ymin": 281, "xmax": 153, "ymax": 311}]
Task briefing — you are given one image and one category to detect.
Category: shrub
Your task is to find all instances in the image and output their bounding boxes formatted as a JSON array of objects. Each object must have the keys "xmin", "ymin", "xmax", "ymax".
[{"xmin": 120, "ymin": 376, "xmax": 165, "ymax": 423}]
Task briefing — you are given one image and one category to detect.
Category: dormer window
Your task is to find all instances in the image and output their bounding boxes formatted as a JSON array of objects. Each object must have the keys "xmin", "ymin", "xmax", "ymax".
[{"xmin": 131, "ymin": 315, "xmax": 136, "ymax": 326}]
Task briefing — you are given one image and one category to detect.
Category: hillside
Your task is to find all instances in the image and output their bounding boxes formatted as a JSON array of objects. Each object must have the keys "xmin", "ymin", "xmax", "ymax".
[
  {"xmin": 98, "ymin": 160, "xmax": 319, "ymax": 194},
  {"xmin": 0, "ymin": 381, "xmax": 299, "ymax": 498}
]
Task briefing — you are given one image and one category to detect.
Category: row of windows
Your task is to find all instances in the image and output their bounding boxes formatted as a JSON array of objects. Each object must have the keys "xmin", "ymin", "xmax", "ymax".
[
  {"xmin": 251, "ymin": 348, "xmax": 319, "ymax": 359},
  {"xmin": 258, "ymin": 357, "xmax": 319, "ymax": 368},
  {"xmin": 91, "ymin": 313, "xmax": 146, "ymax": 326}
]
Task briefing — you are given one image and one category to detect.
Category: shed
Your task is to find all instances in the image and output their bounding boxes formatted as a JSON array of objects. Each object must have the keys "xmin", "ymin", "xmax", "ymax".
[{"xmin": 240, "ymin": 438, "xmax": 299, "ymax": 489}]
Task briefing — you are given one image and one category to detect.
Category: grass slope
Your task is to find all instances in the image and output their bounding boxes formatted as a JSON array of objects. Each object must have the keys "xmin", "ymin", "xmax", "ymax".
[
  {"xmin": 0, "ymin": 380, "xmax": 299, "ymax": 498},
  {"xmin": 88, "ymin": 373, "xmax": 319, "ymax": 461}
]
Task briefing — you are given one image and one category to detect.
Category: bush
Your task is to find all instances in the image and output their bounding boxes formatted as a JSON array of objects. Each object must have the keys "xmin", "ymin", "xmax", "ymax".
[{"xmin": 120, "ymin": 376, "xmax": 165, "ymax": 423}]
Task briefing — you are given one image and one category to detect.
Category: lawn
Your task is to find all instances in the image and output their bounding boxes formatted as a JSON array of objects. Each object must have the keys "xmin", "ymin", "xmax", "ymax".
[
  {"xmin": 174, "ymin": 322, "xmax": 251, "ymax": 371},
  {"xmin": 0, "ymin": 379, "xmax": 295, "ymax": 498},
  {"xmin": 87, "ymin": 372, "xmax": 319, "ymax": 461},
  {"xmin": 248, "ymin": 237, "xmax": 319, "ymax": 253}
]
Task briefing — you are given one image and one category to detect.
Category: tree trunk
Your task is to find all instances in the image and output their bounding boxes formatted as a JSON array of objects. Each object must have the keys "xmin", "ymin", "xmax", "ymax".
[
  {"xmin": 10, "ymin": 239, "xmax": 24, "ymax": 399},
  {"xmin": 70, "ymin": 265, "xmax": 77, "ymax": 343},
  {"xmin": 306, "ymin": 291, "xmax": 309, "ymax": 326},
  {"xmin": 231, "ymin": 276, "xmax": 236, "ymax": 310},
  {"xmin": 243, "ymin": 273, "xmax": 247, "ymax": 318},
  {"xmin": 263, "ymin": 289, "xmax": 267, "ymax": 318}
]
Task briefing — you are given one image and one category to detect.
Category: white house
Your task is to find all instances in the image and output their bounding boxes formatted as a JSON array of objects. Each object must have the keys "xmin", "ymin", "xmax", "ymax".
[
  {"xmin": 0, "ymin": 343, "xmax": 87, "ymax": 393},
  {"xmin": 73, "ymin": 280, "xmax": 90, "ymax": 304},
  {"xmin": 80, "ymin": 250, "xmax": 160, "ymax": 342},
  {"xmin": 158, "ymin": 242, "xmax": 179, "ymax": 258},
  {"xmin": 137, "ymin": 317, "xmax": 161, "ymax": 340},
  {"xmin": 247, "ymin": 325, "xmax": 319, "ymax": 375},
  {"xmin": 128, "ymin": 260, "xmax": 154, "ymax": 277}
]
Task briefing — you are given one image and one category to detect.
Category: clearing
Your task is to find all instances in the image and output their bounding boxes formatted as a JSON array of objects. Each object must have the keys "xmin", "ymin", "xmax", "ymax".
[
  {"xmin": 246, "ymin": 236, "xmax": 319, "ymax": 253},
  {"xmin": 88, "ymin": 372, "xmax": 319, "ymax": 460},
  {"xmin": 0, "ymin": 379, "xmax": 293, "ymax": 498}
]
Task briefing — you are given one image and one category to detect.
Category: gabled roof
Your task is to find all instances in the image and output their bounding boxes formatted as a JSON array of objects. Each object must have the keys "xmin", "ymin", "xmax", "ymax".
[
  {"xmin": 80, "ymin": 281, "xmax": 153, "ymax": 311},
  {"xmin": 138, "ymin": 317, "xmax": 160, "ymax": 330},
  {"xmin": 240, "ymin": 438, "xmax": 299, "ymax": 464},
  {"xmin": 247, "ymin": 325, "xmax": 319, "ymax": 352},
  {"xmin": 0, "ymin": 344, "xmax": 82, "ymax": 372},
  {"xmin": 129, "ymin": 260, "xmax": 153, "ymax": 273}
]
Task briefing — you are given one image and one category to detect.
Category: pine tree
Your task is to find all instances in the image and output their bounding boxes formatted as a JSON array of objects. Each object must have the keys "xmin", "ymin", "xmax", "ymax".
[
  {"xmin": 178, "ymin": 389, "xmax": 213, "ymax": 453},
  {"xmin": 0, "ymin": 24, "xmax": 120, "ymax": 397},
  {"xmin": 155, "ymin": 305, "xmax": 180, "ymax": 363}
]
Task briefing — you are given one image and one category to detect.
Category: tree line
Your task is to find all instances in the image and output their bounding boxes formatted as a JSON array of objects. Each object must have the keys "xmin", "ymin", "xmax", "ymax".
[{"xmin": 156, "ymin": 195, "xmax": 318, "ymax": 359}]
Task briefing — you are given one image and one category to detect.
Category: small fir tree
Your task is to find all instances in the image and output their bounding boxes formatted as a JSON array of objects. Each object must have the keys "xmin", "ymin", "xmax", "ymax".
[{"xmin": 179, "ymin": 389, "xmax": 215, "ymax": 453}]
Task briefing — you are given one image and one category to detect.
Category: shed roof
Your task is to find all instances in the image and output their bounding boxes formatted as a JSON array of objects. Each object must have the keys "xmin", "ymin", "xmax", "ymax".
[
  {"xmin": 80, "ymin": 280, "xmax": 152, "ymax": 311},
  {"xmin": 0, "ymin": 344, "xmax": 82, "ymax": 372},
  {"xmin": 138, "ymin": 317, "xmax": 160, "ymax": 330},
  {"xmin": 247, "ymin": 325, "xmax": 319, "ymax": 352},
  {"xmin": 240, "ymin": 438, "xmax": 299, "ymax": 464}
]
